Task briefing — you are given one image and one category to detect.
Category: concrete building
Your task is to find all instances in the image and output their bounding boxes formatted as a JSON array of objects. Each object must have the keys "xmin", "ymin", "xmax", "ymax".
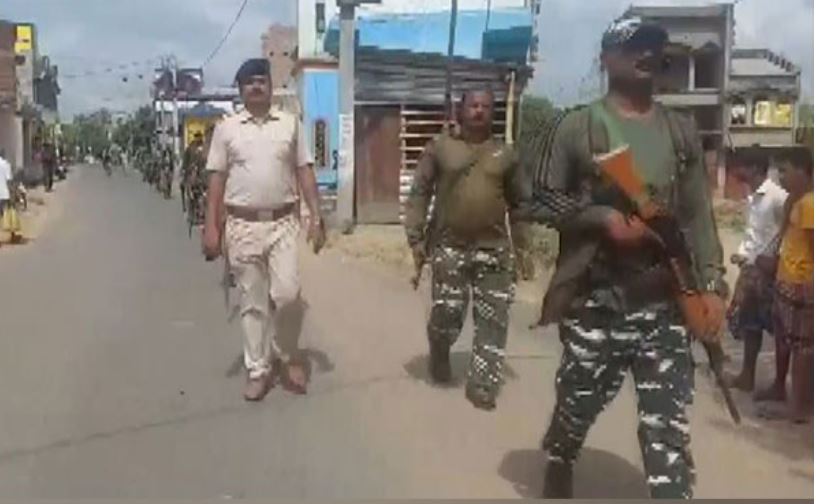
[
  {"xmin": 0, "ymin": 21, "xmax": 21, "ymax": 171},
  {"xmin": 728, "ymin": 48, "xmax": 800, "ymax": 149}
]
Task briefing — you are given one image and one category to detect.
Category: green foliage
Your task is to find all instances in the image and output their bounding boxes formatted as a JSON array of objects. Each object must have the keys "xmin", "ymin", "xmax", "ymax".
[
  {"xmin": 69, "ymin": 109, "xmax": 113, "ymax": 155},
  {"xmin": 518, "ymin": 95, "xmax": 560, "ymax": 150},
  {"xmin": 799, "ymin": 103, "xmax": 813, "ymax": 127}
]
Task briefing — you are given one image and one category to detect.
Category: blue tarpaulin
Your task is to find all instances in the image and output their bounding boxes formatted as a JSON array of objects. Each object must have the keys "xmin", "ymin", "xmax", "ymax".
[{"xmin": 324, "ymin": 8, "xmax": 532, "ymax": 65}]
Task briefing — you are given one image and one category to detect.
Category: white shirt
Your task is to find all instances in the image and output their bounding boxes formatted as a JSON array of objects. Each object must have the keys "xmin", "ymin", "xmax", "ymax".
[
  {"xmin": 206, "ymin": 108, "xmax": 313, "ymax": 208},
  {"xmin": 737, "ymin": 178, "xmax": 788, "ymax": 264},
  {"xmin": 0, "ymin": 156, "xmax": 12, "ymax": 201}
]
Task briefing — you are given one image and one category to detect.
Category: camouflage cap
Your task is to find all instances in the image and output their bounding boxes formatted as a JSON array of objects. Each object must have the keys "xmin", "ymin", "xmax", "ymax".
[{"xmin": 601, "ymin": 15, "xmax": 668, "ymax": 52}]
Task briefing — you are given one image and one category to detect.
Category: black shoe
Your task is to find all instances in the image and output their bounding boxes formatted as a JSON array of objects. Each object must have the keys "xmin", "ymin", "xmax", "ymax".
[
  {"xmin": 465, "ymin": 382, "xmax": 497, "ymax": 411},
  {"xmin": 428, "ymin": 341, "xmax": 452, "ymax": 384},
  {"xmin": 542, "ymin": 460, "xmax": 573, "ymax": 499}
]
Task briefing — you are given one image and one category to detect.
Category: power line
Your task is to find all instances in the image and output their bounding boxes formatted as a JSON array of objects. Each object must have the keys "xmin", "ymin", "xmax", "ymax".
[
  {"xmin": 202, "ymin": 0, "xmax": 251, "ymax": 68},
  {"xmin": 60, "ymin": 57, "xmax": 160, "ymax": 80}
]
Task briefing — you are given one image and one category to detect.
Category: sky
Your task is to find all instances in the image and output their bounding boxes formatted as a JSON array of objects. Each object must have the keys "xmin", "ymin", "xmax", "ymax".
[{"xmin": 1, "ymin": 0, "xmax": 813, "ymax": 119}]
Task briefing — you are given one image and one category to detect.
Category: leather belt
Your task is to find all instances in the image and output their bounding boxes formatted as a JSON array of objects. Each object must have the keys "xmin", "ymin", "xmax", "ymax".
[{"xmin": 226, "ymin": 202, "xmax": 295, "ymax": 222}]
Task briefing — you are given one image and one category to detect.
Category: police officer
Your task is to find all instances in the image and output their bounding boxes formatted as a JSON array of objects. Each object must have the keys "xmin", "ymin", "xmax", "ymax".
[
  {"xmin": 404, "ymin": 88, "xmax": 526, "ymax": 411},
  {"xmin": 202, "ymin": 58, "xmax": 325, "ymax": 402},
  {"xmin": 526, "ymin": 16, "xmax": 727, "ymax": 498}
]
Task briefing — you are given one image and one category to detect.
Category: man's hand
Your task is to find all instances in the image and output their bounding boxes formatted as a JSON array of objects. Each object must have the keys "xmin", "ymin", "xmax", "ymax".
[
  {"xmin": 699, "ymin": 293, "xmax": 726, "ymax": 343},
  {"xmin": 411, "ymin": 244, "xmax": 427, "ymax": 271},
  {"xmin": 604, "ymin": 210, "xmax": 661, "ymax": 247},
  {"xmin": 202, "ymin": 225, "xmax": 222, "ymax": 261},
  {"xmin": 306, "ymin": 215, "xmax": 326, "ymax": 255}
]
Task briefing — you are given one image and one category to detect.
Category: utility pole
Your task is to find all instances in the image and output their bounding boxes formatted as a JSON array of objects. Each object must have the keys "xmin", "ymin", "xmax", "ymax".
[{"xmin": 336, "ymin": 0, "xmax": 380, "ymax": 232}]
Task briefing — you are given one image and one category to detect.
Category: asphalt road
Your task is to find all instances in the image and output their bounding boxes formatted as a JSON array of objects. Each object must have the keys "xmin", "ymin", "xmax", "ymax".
[{"xmin": 0, "ymin": 165, "xmax": 811, "ymax": 498}]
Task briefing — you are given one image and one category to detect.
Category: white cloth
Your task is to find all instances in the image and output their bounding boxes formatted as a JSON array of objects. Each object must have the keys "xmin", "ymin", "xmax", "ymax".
[
  {"xmin": 737, "ymin": 178, "xmax": 788, "ymax": 264},
  {"xmin": 0, "ymin": 156, "xmax": 11, "ymax": 201}
]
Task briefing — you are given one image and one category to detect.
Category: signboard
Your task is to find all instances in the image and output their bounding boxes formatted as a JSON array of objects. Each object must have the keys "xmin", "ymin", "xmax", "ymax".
[{"xmin": 14, "ymin": 24, "xmax": 32, "ymax": 54}]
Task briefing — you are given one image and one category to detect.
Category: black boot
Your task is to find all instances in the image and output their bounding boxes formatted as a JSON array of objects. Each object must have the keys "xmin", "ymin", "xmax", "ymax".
[
  {"xmin": 465, "ymin": 381, "xmax": 497, "ymax": 411},
  {"xmin": 542, "ymin": 459, "xmax": 573, "ymax": 499},
  {"xmin": 428, "ymin": 340, "xmax": 452, "ymax": 384}
]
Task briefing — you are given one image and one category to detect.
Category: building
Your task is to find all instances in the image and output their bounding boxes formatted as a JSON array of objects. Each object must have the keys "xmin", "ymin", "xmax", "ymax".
[
  {"xmin": 262, "ymin": 24, "xmax": 297, "ymax": 90},
  {"xmin": 725, "ymin": 48, "xmax": 801, "ymax": 198},
  {"xmin": 0, "ymin": 21, "xmax": 20, "ymax": 170},
  {"xmin": 295, "ymin": 4, "xmax": 535, "ymax": 223},
  {"xmin": 0, "ymin": 21, "xmax": 58, "ymax": 181}
]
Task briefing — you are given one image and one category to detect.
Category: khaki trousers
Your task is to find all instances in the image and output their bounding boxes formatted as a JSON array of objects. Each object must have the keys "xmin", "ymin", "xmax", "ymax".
[{"xmin": 225, "ymin": 213, "xmax": 300, "ymax": 379}]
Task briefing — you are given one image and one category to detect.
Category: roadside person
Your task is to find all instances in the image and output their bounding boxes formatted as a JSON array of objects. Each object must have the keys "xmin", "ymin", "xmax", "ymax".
[
  {"xmin": 756, "ymin": 146, "xmax": 813, "ymax": 424},
  {"xmin": 202, "ymin": 58, "xmax": 326, "ymax": 402},
  {"xmin": 725, "ymin": 147, "xmax": 788, "ymax": 392}
]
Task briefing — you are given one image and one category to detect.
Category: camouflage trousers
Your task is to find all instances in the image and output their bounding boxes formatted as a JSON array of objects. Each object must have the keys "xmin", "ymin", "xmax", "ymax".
[
  {"xmin": 428, "ymin": 244, "xmax": 515, "ymax": 393},
  {"xmin": 543, "ymin": 299, "xmax": 695, "ymax": 499}
]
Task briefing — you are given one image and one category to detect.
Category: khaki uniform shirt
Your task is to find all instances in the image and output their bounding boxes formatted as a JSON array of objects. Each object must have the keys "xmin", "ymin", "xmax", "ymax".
[{"xmin": 206, "ymin": 108, "xmax": 313, "ymax": 208}]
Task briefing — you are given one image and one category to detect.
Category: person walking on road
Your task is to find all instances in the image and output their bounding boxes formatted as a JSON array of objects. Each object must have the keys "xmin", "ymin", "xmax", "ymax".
[
  {"xmin": 202, "ymin": 58, "xmax": 326, "ymax": 402},
  {"xmin": 522, "ymin": 15, "xmax": 727, "ymax": 499},
  {"xmin": 41, "ymin": 141, "xmax": 57, "ymax": 191},
  {"xmin": 403, "ymin": 88, "xmax": 527, "ymax": 411}
]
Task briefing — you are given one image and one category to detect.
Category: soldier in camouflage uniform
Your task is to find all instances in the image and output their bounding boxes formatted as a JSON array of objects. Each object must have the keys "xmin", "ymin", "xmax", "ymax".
[
  {"xmin": 524, "ymin": 16, "xmax": 728, "ymax": 499},
  {"xmin": 404, "ymin": 88, "xmax": 527, "ymax": 411}
]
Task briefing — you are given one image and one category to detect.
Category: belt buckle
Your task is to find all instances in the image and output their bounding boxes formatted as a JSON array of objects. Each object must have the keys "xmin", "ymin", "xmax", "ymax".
[{"xmin": 258, "ymin": 209, "xmax": 275, "ymax": 221}]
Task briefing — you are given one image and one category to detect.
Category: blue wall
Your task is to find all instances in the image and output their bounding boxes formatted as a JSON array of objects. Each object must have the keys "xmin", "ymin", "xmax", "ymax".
[{"xmin": 301, "ymin": 68, "xmax": 339, "ymax": 189}]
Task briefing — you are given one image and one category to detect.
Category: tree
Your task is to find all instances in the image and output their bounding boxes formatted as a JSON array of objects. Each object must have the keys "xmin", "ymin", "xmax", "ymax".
[{"xmin": 518, "ymin": 95, "xmax": 560, "ymax": 150}]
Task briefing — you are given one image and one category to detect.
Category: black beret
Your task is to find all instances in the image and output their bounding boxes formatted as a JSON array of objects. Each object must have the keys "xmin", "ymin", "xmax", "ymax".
[{"xmin": 234, "ymin": 58, "xmax": 270, "ymax": 86}]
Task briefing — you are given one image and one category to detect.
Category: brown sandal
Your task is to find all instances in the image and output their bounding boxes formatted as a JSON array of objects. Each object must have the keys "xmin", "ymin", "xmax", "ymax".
[{"xmin": 279, "ymin": 361, "xmax": 308, "ymax": 395}]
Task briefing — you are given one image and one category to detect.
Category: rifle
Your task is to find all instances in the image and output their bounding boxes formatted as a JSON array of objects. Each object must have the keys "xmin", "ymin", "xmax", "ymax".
[{"xmin": 596, "ymin": 146, "xmax": 741, "ymax": 425}]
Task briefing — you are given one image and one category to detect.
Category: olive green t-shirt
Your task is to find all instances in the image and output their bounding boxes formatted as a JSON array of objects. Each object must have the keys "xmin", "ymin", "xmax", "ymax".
[
  {"xmin": 533, "ymin": 99, "xmax": 725, "ymax": 296},
  {"xmin": 404, "ymin": 133, "xmax": 527, "ymax": 249}
]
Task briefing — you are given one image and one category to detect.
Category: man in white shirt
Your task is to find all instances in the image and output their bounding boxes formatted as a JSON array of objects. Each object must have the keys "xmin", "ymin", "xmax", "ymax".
[
  {"xmin": 0, "ymin": 149, "xmax": 12, "ymax": 211},
  {"xmin": 726, "ymin": 147, "xmax": 788, "ymax": 391}
]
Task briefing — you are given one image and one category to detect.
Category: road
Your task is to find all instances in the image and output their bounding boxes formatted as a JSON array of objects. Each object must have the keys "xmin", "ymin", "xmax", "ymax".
[{"xmin": 0, "ymin": 165, "xmax": 811, "ymax": 498}]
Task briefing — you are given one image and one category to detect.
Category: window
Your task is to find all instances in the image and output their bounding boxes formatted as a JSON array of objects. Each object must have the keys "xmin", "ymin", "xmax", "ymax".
[
  {"xmin": 772, "ymin": 99, "xmax": 793, "ymax": 127},
  {"xmin": 730, "ymin": 98, "xmax": 748, "ymax": 126},
  {"xmin": 753, "ymin": 96, "xmax": 773, "ymax": 126}
]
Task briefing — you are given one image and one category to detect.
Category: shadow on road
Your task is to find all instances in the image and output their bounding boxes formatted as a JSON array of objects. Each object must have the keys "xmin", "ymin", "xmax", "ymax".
[
  {"xmin": 707, "ymin": 414, "xmax": 814, "ymax": 464},
  {"xmin": 403, "ymin": 351, "xmax": 518, "ymax": 387},
  {"xmin": 498, "ymin": 447, "xmax": 648, "ymax": 498}
]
